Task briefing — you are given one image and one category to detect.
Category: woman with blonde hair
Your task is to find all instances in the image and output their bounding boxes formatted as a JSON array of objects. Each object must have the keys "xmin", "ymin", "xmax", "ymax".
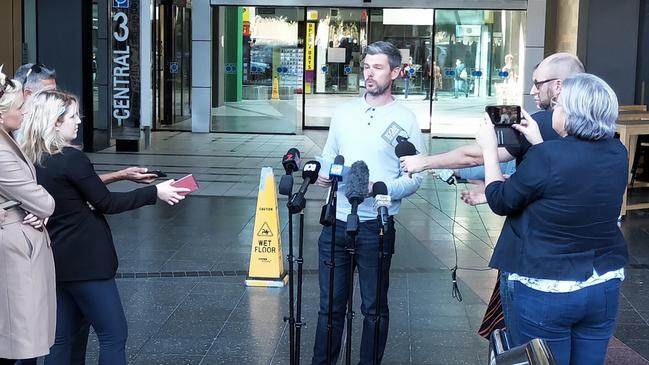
[
  {"xmin": 0, "ymin": 68, "xmax": 56, "ymax": 365},
  {"xmin": 20, "ymin": 89, "xmax": 188, "ymax": 365}
]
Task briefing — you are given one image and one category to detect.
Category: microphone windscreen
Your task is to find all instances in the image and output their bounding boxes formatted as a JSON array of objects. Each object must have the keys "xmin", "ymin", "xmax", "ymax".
[
  {"xmin": 372, "ymin": 181, "xmax": 388, "ymax": 197},
  {"xmin": 333, "ymin": 155, "xmax": 345, "ymax": 165},
  {"xmin": 278, "ymin": 175, "xmax": 294, "ymax": 196},
  {"xmin": 288, "ymin": 148, "xmax": 300, "ymax": 159},
  {"xmin": 301, "ymin": 160, "xmax": 321, "ymax": 183},
  {"xmin": 395, "ymin": 141, "xmax": 417, "ymax": 157},
  {"xmin": 345, "ymin": 160, "xmax": 369, "ymax": 203}
]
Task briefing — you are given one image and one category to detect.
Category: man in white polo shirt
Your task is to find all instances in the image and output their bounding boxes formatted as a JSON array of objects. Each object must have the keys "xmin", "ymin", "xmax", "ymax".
[{"xmin": 311, "ymin": 41, "xmax": 423, "ymax": 365}]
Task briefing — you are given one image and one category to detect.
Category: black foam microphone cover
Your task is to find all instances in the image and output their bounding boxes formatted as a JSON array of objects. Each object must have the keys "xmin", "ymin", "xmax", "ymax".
[
  {"xmin": 282, "ymin": 148, "xmax": 301, "ymax": 174},
  {"xmin": 395, "ymin": 140, "xmax": 417, "ymax": 157},
  {"xmin": 301, "ymin": 161, "xmax": 321, "ymax": 183},
  {"xmin": 345, "ymin": 160, "xmax": 369, "ymax": 205},
  {"xmin": 372, "ymin": 181, "xmax": 388, "ymax": 197},
  {"xmin": 333, "ymin": 155, "xmax": 344, "ymax": 165},
  {"xmin": 278, "ymin": 175, "xmax": 294, "ymax": 196}
]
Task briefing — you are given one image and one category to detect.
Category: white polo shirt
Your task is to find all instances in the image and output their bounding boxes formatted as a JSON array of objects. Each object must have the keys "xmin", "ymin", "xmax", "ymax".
[{"xmin": 322, "ymin": 95, "xmax": 424, "ymax": 222}]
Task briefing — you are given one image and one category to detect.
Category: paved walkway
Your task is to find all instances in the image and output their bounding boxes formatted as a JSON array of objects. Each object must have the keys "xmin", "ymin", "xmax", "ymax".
[{"xmin": 76, "ymin": 131, "xmax": 649, "ymax": 364}]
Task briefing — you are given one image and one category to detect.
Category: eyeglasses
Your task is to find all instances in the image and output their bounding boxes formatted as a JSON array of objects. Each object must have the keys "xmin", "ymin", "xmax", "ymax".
[
  {"xmin": 0, "ymin": 78, "xmax": 16, "ymax": 100},
  {"xmin": 533, "ymin": 78, "xmax": 558, "ymax": 89}
]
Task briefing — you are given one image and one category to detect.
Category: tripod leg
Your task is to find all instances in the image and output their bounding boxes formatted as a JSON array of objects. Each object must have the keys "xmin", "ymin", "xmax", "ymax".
[
  {"xmin": 345, "ymin": 236, "xmax": 356, "ymax": 365},
  {"xmin": 326, "ymin": 217, "xmax": 337, "ymax": 365},
  {"xmin": 295, "ymin": 211, "xmax": 305, "ymax": 365},
  {"xmin": 287, "ymin": 213, "xmax": 295, "ymax": 365},
  {"xmin": 373, "ymin": 229, "xmax": 385, "ymax": 365}
]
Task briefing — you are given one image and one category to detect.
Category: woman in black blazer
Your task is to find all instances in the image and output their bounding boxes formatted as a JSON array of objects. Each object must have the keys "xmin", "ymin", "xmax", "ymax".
[
  {"xmin": 476, "ymin": 73, "xmax": 628, "ymax": 365},
  {"xmin": 20, "ymin": 90, "xmax": 188, "ymax": 365}
]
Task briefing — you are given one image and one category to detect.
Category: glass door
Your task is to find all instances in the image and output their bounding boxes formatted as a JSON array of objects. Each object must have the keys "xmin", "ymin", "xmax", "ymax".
[
  {"xmin": 154, "ymin": 0, "xmax": 192, "ymax": 130},
  {"xmin": 431, "ymin": 9, "xmax": 526, "ymax": 137},
  {"xmin": 211, "ymin": 6, "xmax": 302, "ymax": 134},
  {"xmin": 303, "ymin": 7, "xmax": 367, "ymax": 128}
]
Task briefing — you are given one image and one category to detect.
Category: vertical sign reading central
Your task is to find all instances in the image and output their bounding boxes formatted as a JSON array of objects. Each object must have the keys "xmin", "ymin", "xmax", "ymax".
[{"xmin": 111, "ymin": 0, "xmax": 140, "ymax": 142}]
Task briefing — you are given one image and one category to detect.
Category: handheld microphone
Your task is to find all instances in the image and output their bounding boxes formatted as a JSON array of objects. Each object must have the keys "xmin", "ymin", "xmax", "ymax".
[
  {"xmin": 372, "ymin": 181, "xmax": 391, "ymax": 229},
  {"xmin": 395, "ymin": 138, "xmax": 417, "ymax": 158},
  {"xmin": 320, "ymin": 155, "xmax": 345, "ymax": 226},
  {"xmin": 345, "ymin": 161, "xmax": 369, "ymax": 234},
  {"xmin": 282, "ymin": 148, "xmax": 301, "ymax": 175},
  {"xmin": 288, "ymin": 160, "xmax": 321, "ymax": 214}
]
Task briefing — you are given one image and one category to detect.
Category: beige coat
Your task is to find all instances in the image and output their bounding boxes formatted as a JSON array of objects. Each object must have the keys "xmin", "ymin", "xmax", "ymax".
[{"xmin": 0, "ymin": 128, "xmax": 56, "ymax": 359}]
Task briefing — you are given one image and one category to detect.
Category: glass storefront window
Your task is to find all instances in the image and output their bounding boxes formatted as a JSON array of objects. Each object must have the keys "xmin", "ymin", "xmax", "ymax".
[{"xmin": 211, "ymin": 6, "xmax": 302, "ymax": 134}]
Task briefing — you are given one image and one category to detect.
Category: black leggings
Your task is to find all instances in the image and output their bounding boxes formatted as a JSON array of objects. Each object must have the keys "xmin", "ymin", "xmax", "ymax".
[{"xmin": 0, "ymin": 359, "xmax": 17, "ymax": 365}]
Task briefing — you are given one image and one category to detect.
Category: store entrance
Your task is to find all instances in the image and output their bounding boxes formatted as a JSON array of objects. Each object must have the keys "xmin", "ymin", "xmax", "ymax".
[
  {"xmin": 209, "ymin": 6, "xmax": 526, "ymax": 136},
  {"xmin": 153, "ymin": 0, "xmax": 192, "ymax": 130}
]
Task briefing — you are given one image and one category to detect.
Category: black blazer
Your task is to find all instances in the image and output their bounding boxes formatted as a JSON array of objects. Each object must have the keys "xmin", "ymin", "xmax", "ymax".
[
  {"xmin": 486, "ymin": 136, "xmax": 629, "ymax": 281},
  {"xmin": 36, "ymin": 147, "xmax": 157, "ymax": 281}
]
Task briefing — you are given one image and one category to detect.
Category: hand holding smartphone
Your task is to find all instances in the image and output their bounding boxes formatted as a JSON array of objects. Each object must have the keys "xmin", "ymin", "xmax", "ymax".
[{"xmin": 485, "ymin": 105, "xmax": 522, "ymax": 147}]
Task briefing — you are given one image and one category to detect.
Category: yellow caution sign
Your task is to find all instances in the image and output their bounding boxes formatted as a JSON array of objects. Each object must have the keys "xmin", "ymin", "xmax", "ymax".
[
  {"xmin": 246, "ymin": 167, "xmax": 287, "ymax": 287},
  {"xmin": 271, "ymin": 77, "xmax": 280, "ymax": 100}
]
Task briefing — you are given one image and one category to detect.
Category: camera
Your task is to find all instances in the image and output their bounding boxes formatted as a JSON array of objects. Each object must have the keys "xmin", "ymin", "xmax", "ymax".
[{"xmin": 485, "ymin": 105, "xmax": 522, "ymax": 147}]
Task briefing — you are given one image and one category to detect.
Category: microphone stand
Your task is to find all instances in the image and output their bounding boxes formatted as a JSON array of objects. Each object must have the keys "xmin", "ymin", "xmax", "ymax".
[
  {"xmin": 373, "ymin": 219, "xmax": 387, "ymax": 365},
  {"xmin": 345, "ymin": 203, "xmax": 360, "ymax": 365},
  {"xmin": 323, "ymin": 180, "xmax": 339, "ymax": 365},
  {"xmin": 280, "ymin": 175, "xmax": 296, "ymax": 365},
  {"xmin": 294, "ymin": 209, "xmax": 305, "ymax": 365}
]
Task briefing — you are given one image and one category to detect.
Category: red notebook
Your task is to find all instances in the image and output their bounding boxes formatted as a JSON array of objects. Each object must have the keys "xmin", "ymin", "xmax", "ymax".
[{"xmin": 171, "ymin": 174, "xmax": 199, "ymax": 196}]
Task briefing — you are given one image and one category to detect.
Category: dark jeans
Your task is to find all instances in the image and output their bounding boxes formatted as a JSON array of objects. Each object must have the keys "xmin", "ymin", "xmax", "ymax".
[
  {"xmin": 312, "ymin": 218, "xmax": 396, "ymax": 365},
  {"xmin": 44, "ymin": 279, "xmax": 127, "ymax": 365},
  {"xmin": 499, "ymin": 271, "xmax": 520, "ymax": 346},
  {"xmin": 508, "ymin": 279, "xmax": 620, "ymax": 365}
]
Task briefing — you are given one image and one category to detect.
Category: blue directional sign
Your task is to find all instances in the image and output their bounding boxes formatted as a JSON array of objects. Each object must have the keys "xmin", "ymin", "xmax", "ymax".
[
  {"xmin": 499, "ymin": 71, "xmax": 509, "ymax": 78},
  {"xmin": 409, "ymin": 68, "xmax": 415, "ymax": 75},
  {"xmin": 170, "ymin": 62, "xmax": 179, "ymax": 74},
  {"xmin": 321, "ymin": 65, "xmax": 328, "ymax": 73},
  {"xmin": 225, "ymin": 64, "xmax": 237, "ymax": 74},
  {"xmin": 471, "ymin": 70, "xmax": 483, "ymax": 78},
  {"xmin": 113, "ymin": 0, "xmax": 129, "ymax": 8},
  {"xmin": 344, "ymin": 66, "xmax": 352, "ymax": 75},
  {"xmin": 445, "ymin": 69, "xmax": 455, "ymax": 77}
]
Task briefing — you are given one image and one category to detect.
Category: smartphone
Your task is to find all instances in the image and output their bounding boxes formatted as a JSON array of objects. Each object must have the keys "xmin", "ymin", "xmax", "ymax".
[
  {"xmin": 148, "ymin": 170, "xmax": 167, "ymax": 178},
  {"xmin": 0, "ymin": 200, "xmax": 22, "ymax": 210},
  {"xmin": 485, "ymin": 105, "xmax": 521, "ymax": 126},
  {"xmin": 170, "ymin": 174, "xmax": 199, "ymax": 196},
  {"xmin": 485, "ymin": 105, "xmax": 522, "ymax": 147}
]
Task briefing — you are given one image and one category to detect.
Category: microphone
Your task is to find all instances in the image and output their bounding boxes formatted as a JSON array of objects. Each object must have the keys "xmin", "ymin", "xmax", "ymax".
[
  {"xmin": 282, "ymin": 148, "xmax": 301, "ymax": 175},
  {"xmin": 278, "ymin": 175, "xmax": 294, "ymax": 196},
  {"xmin": 320, "ymin": 155, "xmax": 345, "ymax": 226},
  {"xmin": 372, "ymin": 182, "xmax": 391, "ymax": 228},
  {"xmin": 395, "ymin": 138, "xmax": 417, "ymax": 158},
  {"xmin": 345, "ymin": 161, "xmax": 369, "ymax": 234},
  {"xmin": 288, "ymin": 160, "xmax": 321, "ymax": 214}
]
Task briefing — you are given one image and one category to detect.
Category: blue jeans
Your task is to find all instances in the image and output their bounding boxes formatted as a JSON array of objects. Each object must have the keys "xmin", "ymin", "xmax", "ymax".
[
  {"xmin": 44, "ymin": 279, "xmax": 127, "ymax": 365},
  {"xmin": 508, "ymin": 279, "xmax": 620, "ymax": 365},
  {"xmin": 499, "ymin": 272, "xmax": 520, "ymax": 346},
  {"xmin": 312, "ymin": 219, "xmax": 395, "ymax": 365},
  {"xmin": 454, "ymin": 79, "xmax": 466, "ymax": 97}
]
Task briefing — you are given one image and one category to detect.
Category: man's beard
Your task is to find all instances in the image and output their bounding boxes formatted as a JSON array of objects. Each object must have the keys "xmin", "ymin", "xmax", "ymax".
[
  {"xmin": 539, "ymin": 89, "xmax": 556, "ymax": 111},
  {"xmin": 366, "ymin": 80, "xmax": 391, "ymax": 97}
]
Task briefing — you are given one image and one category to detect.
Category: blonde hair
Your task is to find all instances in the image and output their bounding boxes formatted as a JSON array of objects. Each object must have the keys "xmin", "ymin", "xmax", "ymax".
[
  {"xmin": 21, "ymin": 90, "xmax": 79, "ymax": 165},
  {"xmin": 0, "ymin": 65, "xmax": 23, "ymax": 114}
]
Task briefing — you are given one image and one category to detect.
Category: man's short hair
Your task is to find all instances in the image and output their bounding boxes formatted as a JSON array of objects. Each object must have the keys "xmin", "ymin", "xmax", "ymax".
[
  {"xmin": 14, "ymin": 63, "xmax": 56, "ymax": 92},
  {"xmin": 365, "ymin": 41, "xmax": 402, "ymax": 70},
  {"xmin": 561, "ymin": 73, "xmax": 618, "ymax": 141}
]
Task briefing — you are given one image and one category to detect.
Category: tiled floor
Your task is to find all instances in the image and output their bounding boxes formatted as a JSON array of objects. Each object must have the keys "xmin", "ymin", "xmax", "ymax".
[{"xmin": 74, "ymin": 131, "xmax": 649, "ymax": 364}]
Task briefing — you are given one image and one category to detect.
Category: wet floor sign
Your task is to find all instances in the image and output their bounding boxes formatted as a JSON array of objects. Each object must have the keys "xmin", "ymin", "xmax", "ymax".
[{"xmin": 246, "ymin": 167, "xmax": 287, "ymax": 287}]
